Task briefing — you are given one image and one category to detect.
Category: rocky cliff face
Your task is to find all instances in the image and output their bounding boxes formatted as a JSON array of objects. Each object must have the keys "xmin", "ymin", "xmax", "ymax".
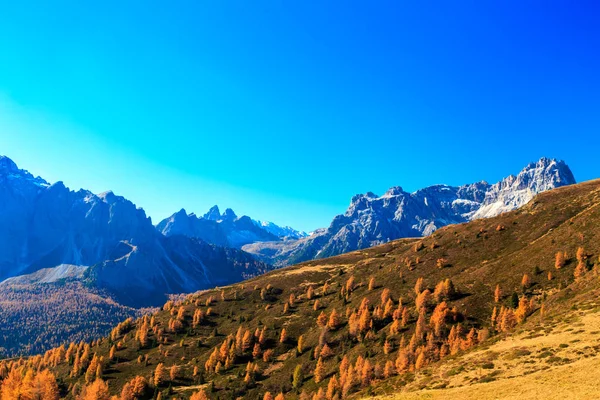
[
  {"xmin": 0, "ymin": 156, "xmax": 271, "ymax": 306},
  {"xmin": 243, "ymin": 158, "xmax": 576, "ymax": 266},
  {"xmin": 472, "ymin": 158, "xmax": 575, "ymax": 219}
]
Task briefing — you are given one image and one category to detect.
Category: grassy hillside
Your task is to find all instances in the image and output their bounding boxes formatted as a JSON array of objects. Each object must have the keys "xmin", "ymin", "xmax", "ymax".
[
  {"xmin": 373, "ymin": 273, "xmax": 600, "ymax": 399},
  {"xmin": 2, "ymin": 179, "xmax": 600, "ymax": 399}
]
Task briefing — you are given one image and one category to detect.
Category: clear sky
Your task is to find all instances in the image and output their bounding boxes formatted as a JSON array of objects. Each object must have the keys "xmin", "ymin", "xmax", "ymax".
[{"xmin": 0, "ymin": 1, "xmax": 599, "ymax": 232}]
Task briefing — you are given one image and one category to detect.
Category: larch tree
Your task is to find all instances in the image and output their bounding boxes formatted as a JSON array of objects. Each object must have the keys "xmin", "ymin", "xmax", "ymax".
[
  {"xmin": 313, "ymin": 300, "xmax": 321, "ymax": 311},
  {"xmin": 297, "ymin": 335, "xmax": 304, "ymax": 354},
  {"xmin": 190, "ymin": 389, "xmax": 210, "ymax": 400},
  {"xmin": 37, "ymin": 370, "xmax": 61, "ymax": 400},
  {"xmin": 494, "ymin": 284, "xmax": 502, "ymax": 303},
  {"xmin": 78, "ymin": 379, "xmax": 111, "ymax": 400},
  {"xmin": 121, "ymin": 376, "xmax": 147, "ymax": 400},
  {"xmin": 415, "ymin": 308, "xmax": 427, "ymax": 340},
  {"xmin": 263, "ymin": 349, "xmax": 274, "ymax": 363},
  {"xmin": 368, "ymin": 277, "xmax": 376, "ymax": 291},
  {"xmin": 430, "ymin": 301, "xmax": 449, "ymax": 338},
  {"xmin": 415, "ymin": 289, "xmax": 431, "ymax": 311},
  {"xmin": 515, "ymin": 296, "xmax": 530, "ymax": 323},
  {"xmin": 574, "ymin": 260, "xmax": 587, "ymax": 279},
  {"xmin": 327, "ymin": 309, "xmax": 341, "ymax": 330},
  {"xmin": 317, "ymin": 311, "xmax": 328, "ymax": 327},
  {"xmin": 253, "ymin": 343, "xmax": 262, "ymax": 359},
  {"xmin": 242, "ymin": 330, "xmax": 254, "ymax": 353},
  {"xmin": 293, "ymin": 364, "xmax": 304, "ymax": 389},
  {"xmin": 361, "ymin": 359, "xmax": 372, "ymax": 387},
  {"xmin": 314, "ymin": 357, "xmax": 325, "ymax": 383},
  {"xmin": 401, "ymin": 307, "xmax": 410, "ymax": 327},
  {"xmin": 320, "ymin": 344, "xmax": 334, "ymax": 359},
  {"xmin": 415, "ymin": 352, "xmax": 426, "ymax": 370},
  {"xmin": 521, "ymin": 274, "xmax": 532, "ymax": 290},
  {"xmin": 575, "ymin": 248, "xmax": 588, "ymax": 279},
  {"xmin": 280, "ymin": 328, "xmax": 288, "ymax": 344},
  {"xmin": 576, "ymin": 247, "xmax": 586, "ymax": 263},
  {"xmin": 384, "ymin": 360, "xmax": 396, "ymax": 378},
  {"xmin": 555, "ymin": 251, "xmax": 566, "ymax": 269},
  {"xmin": 383, "ymin": 339, "xmax": 393, "ymax": 355},
  {"xmin": 346, "ymin": 276, "xmax": 356, "ymax": 294},
  {"xmin": 264, "ymin": 392, "xmax": 274, "ymax": 400},
  {"xmin": 169, "ymin": 365, "xmax": 180, "ymax": 382},
  {"xmin": 414, "ymin": 277, "xmax": 425, "ymax": 295},
  {"xmin": 307, "ymin": 286, "xmax": 315, "ymax": 300},
  {"xmin": 154, "ymin": 363, "xmax": 167, "ymax": 387}
]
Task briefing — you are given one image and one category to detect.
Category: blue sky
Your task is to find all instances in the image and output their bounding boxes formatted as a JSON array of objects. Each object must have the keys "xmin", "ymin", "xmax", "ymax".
[{"xmin": 0, "ymin": 1, "xmax": 599, "ymax": 232}]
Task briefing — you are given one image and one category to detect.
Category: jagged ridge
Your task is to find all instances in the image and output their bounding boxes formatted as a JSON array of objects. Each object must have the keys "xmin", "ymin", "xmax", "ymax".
[
  {"xmin": 0, "ymin": 156, "xmax": 272, "ymax": 307},
  {"xmin": 243, "ymin": 158, "xmax": 575, "ymax": 266}
]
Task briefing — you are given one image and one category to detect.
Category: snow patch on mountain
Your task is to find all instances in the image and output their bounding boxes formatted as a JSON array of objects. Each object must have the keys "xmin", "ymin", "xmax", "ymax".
[{"xmin": 252, "ymin": 220, "xmax": 308, "ymax": 239}]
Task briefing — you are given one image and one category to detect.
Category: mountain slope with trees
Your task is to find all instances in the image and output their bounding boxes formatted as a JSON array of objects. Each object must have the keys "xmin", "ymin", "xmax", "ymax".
[{"xmin": 2, "ymin": 178, "xmax": 599, "ymax": 399}]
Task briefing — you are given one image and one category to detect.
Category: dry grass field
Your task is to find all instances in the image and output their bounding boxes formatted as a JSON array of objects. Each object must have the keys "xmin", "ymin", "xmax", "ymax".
[{"xmin": 374, "ymin": 285, "xmax": 600, "ymax": 399}]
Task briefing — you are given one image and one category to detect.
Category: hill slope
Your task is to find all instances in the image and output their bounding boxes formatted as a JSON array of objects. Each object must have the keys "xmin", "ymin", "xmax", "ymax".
[
  {"xmin": 374, "ymin": 275, "xmax": 600, "ymax": 399},
  {"xmin": 1, "ymin": 178, "xmax": 599, "ymax": 399},
  {"xmin": 0, "ymin": 279, "xmax": 146, "ymax": 357}
]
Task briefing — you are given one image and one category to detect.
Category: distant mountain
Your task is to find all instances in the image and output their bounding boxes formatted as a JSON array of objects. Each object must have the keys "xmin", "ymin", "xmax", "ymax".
[
  {"xmin": 157, "ymin": 206, "xmax": 307, "ymax": 248},
  {"xmin": 243, "ymin": 157, "xmax": 576, "ymax": 266},
  {"xmin": 252, "ymin": 219, "xmax": 308, "ymax": 240},
  {"xmin": 157, "ymin": 206, "xmax": 279, "ymax": 248},
  {"xmin": 0, "ymin": 155, "xmax": 271, "ymax": 307}
]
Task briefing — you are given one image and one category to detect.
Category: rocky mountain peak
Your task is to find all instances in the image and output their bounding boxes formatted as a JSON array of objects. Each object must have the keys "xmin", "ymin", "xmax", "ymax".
[
  {"xmin": 517, "ymin": 157, "xmax": 575, "ymax": 191},
  {"xmin": 203, "ymin": 205, "xmax": 221, "ymax": 221},
  {"xmin": 0, "ymin": 155, "xmax": 18, "ymax": 172},
  {"xmin": 222, "ymin": 208, "xmax": 237, "ymax": 220},
  {"xmin": 472, "ymin": 158, "xmax": 575, "ymax": 219},
  {"xmin": 0, "ymin": 155, "xmax": 49, "ymax": 187},
  {"xmin": 384, "ymin": 186, "xmax": 405, "ymax": 196}
]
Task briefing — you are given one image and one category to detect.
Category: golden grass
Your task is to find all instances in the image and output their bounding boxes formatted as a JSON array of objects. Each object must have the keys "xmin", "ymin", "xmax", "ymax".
[
  {"xmin": 372, "ymin": 306, "xmax": 600, "ymax": 400},
  {"xmin": 375, "ymin": 356, "xmax": 600, "ymax": 400}
]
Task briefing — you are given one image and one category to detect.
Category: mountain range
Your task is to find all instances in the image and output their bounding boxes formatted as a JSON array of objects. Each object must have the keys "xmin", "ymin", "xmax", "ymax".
[
  {"xmin": 156, "ymin": 206, "xmax": 307, "ymax": 249},
  {"xmin": 242, "ymin": 157, "xmax": 575, "ymax": 266},
  {"xmin": 0, "ymin": 155, "xmax": 271, "ymax": 307},
  {"xmin": 0, "ymin": 154, "xmax": 576, "ymax": 356},
  {"xmin": 0, "ymin": 156, "xmax": 576, "ymax": 295}
]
